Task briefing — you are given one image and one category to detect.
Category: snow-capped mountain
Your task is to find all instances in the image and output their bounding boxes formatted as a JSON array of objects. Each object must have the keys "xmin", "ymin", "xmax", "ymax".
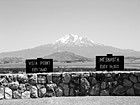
[
  {"xmin": 54, "ymin": 34, "xmax": 95, "ymax": 46},
  {"xmin": 0, "ymin": 34, "xmax": 140, "ymax": 58}
]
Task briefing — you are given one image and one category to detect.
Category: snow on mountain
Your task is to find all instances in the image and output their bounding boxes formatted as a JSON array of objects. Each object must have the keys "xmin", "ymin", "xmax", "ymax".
[
  {"xmin": 0, "ymin": 34, "xmax": 140, "ymax": 58},
  {"xmin": 54, "ymin": 34, "xmax": 96, "ymax": 46}
]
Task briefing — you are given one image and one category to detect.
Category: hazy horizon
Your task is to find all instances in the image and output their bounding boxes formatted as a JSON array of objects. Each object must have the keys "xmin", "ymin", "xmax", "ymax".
[{"xmin": 0, "ymin": 0, "xmax": 140, "ymax": 53}]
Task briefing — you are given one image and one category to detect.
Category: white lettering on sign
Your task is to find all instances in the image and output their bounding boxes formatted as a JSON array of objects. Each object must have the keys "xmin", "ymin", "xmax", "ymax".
[
  {"xmin": 100, "ymin": 65, "xmax": 108, "ymax": 69},
  {"xmin": 32, "ymin": 68, "xmax": 38, "ymax": 72},
  {"xmin": 28, "ymin": 61, "xmax": 38, "ymax": 66},
  {"xmin": 40, "ymin": 61, "xmax": 50, "ymax": 65},
  {"xmin": 99, "ymin": 64, "xmax": 119, "ymax": 69},
  {"xmin": 99, "ymin": 58, "xmax": 105, "ymax": 62},
  {"xmin": 109, "ymin": 65, "xmax": 119, "ymax": 69},
  {"xmin": 99, "ymin": 57, "xmax": 120, "ymax": 62},
  {"xmin": 39, "ymin": 67, "xmax": 47, "ymax": 71}
]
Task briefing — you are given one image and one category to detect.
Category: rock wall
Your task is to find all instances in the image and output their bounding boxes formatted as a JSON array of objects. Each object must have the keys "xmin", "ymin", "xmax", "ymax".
[{"xmin": 0, "ymin": 71, "xmax": 140, "ymax": 100}]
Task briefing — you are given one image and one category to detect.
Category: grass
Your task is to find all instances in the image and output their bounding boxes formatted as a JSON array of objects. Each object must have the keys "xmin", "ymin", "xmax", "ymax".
[
  {"xmin": 0, "ymin": 60, "xmax": 140, "ymax": 73},
  {"xmin": 0, "ymin": 61, "xmax": 140, "ymax": 68}
]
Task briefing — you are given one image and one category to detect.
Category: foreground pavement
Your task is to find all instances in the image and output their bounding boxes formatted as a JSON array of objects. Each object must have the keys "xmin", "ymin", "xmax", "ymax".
[{"xmin": 0, "ymin": 96, "xmax": 140, "ymax": 105}]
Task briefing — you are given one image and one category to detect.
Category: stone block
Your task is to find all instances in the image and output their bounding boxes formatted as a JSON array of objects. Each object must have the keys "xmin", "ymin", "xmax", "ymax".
[
  {"xmin": 112, "ymin": 81, "xmax": 118, "ymax": 87},
  {"xmin": 69, "ymin": 82, "xmax": 75, "ymax": 88},
  {"xmin": 106, "ymin": 77, "xmax": 114, "ymax": 82},
  {"xmin": 18, "ymin": 84, "xmax": 26, "ymax": 93},
  {"xmin": 46, "ymin": 83, "xmax": 57, "ymax": 97},
  {"xmin": 115, "ymin": 73, "xmax": 122, "ymax": 80},
  {"xmin": 6, "ymin": 75, "xmax": 14, "ymax": 83},
  {"xmin": 82, "ymin": 73, "xmax": 90, "ymax": 78},
  {"xmin": 101, "ymin": 82, "xmax": 107, "ymax": 89},
  {"xmin": 0, "ymin": 77, "xmax": 8, "ymax": 87},
  {"xmin": 46, "ymin": 83, "xmax": 57, "ymax": 90},
  {"xmin": 105, "ymin": 73, "xmax": 112, "ymax": 78},
  {"xmin": 37, "ymin": 84, "xmax": 46, "ymax": 98},
  {"xmin": 17, "ymin": 74, "xmax": 28, "ymax": 83},
  {"xmin": 113, "ymin": 85, "xmax": 126, "ymax": 95},
  {"xmin": 28, "ymin": 74, "xmax": 37, "ymax": 85},
  {"xmin": 59, "ymin": 83, "xmax": 69, "ymax": 96},
  {"xmin": 62, "ymin": 73, "xmax": 71, "ymax": 84},
  {"xmin": 129, "ymin": 74, "xmax": 137, "ymax": 83},
  {"xmin": 13, "ymin": 91, "xmax": 21, "ymax": 99},
  {"xmin": 52, "ymin": 73, "xmax": 61, "ymax": 77},
  {"xmin": 39, "ymin": 87, "xmax": 46, "ymax": 98},
  {"xmin": 69, "ymin": 88, "xmax": 74, "ymax": 96},
  {"xmin": 52, "ymin": 74, "xmax": 62, "ymax": 84},
  {"xmin": 5, "ymin": 87, "xmax": 12, "ymax": 99},
  {"xmin": 0, "ymin": 87, "xmax": 4, "ymax": 99},
  {"xmin": 80, "ymin": 77, "xmax": 90, "ymax": 96},
  {"xmin": 134, "ymin": 73, "xmax": 140, "ymax": 76},
  {"xmin": 134, "ymin": 83, "xmax": 140, "ymax": 90},
  {"xmin": 37, "ymin": 75, "xmax": 46, "ymax": 84},
  {"xmin": 127, "ymin": 88, "xmax": 135, "ymax": 96},
  {"xmin": 108, "ymin": 81, "xmax": 117, "ymax": 89},
  {"xmin": 55, "ymin": 87, "xmax": 63, "ymax": 97},
  {"xmin": 90, "ymin": 73, "xmax": 96, "ymax": 78},
  {"xmin": 30, "ymin": 86, "xmax": 38, "ymax": 98},
  {"xmin": 115, "ymin": 74, "xmax": 123, "ymax": 84},
  {"xmin": 137, "ymin": 76, "xmax": 140, "ymax": 82},
  {"xmin": 89, "ymin": 83, "xmax": 100, "ymax": 96},
  {"xmin": 107, "ymin": 82, "xmax": 112, "ymax": 89},
  {"xmin": 123, "ymin": 79, "xmax": 133, "ymax": 88},
  {"xmin": 134, "ymin": 89, "xmax": 140, "ymax": 95},
  {"xmin": 71, "ymin": 74, "xmax": 80, "ymax": 85},
  {"xmin": 100, "ymin": 90, "xmax": 109, "ymax": 96},
  {"xmin": 71, "ymin": 73, "xmax": 80, "ymax": 78},
  {"xmin": 122, "ymin": 73, "xmax": 129, "ymax": 79},
  {"xmin": 133, "ymin": 83, "xmax": 140, "ymax": 96},
  {"xmin": 75, "ymin": 89, "xmax": 80, "ymax": 96},
  {"xmin": 25, "ymin": 83, "xmax": 32, "ymax": 91},
  {"xmin": 88, "ymin": 77, "xmax": 97, "ymax": 86},
  {"xmin": 96, "ymin": 73, "xmax": 106, "ymax": 81},
  {"xmin": 9, "ymin": 81, "xmax": 19, "ymax": 90},
  {"xmin": 21, "ymin": 91, "xmax": 30, "ymax": 99},
  {"xmin": 111, "ymin": 73, "xmax": 116, "ymax": 79},
  {"xmin": 47, "ymin": 74, "xmax": 53, "ymax": 83}
]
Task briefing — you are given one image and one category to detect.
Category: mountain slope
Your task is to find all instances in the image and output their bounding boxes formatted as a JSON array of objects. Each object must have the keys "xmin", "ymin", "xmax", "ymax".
[
  {"xmin": 0, "ymin": 34, "xmax": 140, "ymax": 58},
  {"xmin": 44, "ymin": 51, "xmax": 89, "ymax": 61}
]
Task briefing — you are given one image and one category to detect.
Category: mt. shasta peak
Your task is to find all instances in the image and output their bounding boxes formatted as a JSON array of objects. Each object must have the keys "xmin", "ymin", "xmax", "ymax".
[
  {"xmin": 0, "ymin": 34, "xmax": 140, "ymax": 58},
  {"xmin": 54, "ymin": 34, "xmax": 96, "ymax": 47}
]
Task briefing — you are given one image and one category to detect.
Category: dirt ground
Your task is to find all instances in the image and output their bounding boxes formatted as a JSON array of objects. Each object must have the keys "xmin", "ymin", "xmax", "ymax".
[{"xmin": 0, "ymin": 96, "xmax": 140, "ymax": 105}]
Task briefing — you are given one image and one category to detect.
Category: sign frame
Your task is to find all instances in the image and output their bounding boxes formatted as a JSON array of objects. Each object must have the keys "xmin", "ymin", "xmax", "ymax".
[
  {"xmin": 26, "ymin": 58, "xmax": 53, "ymax": 73},
  {"xmin": 96, "ymin": 54, "xmax": 124, "ymax": 71}
]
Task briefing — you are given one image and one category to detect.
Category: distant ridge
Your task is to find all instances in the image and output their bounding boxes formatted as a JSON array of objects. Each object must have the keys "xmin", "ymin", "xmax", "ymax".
[
  {"xmin": 0, "ymin": 57, "xmax": 24, "ymax": 64},
  {"xmin": 0, "ymin": 34, "xmax": 140, "ymax": 58},
  {"xmin": 44, "ymin": 51, "xmax": 89, "ymax": 62}
]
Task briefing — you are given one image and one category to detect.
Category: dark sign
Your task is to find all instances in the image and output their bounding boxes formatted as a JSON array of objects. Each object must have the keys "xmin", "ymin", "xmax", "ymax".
[
  {"xmin": 96, "ymin": 54, "xmax": 124, "ymax": 71},
  {"xmin": 26, "ymin": 58, "xmax": 53, "ymax": 73}
]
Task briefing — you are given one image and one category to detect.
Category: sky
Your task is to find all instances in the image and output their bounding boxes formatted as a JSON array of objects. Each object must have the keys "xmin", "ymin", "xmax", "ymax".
[{"xmin": 0, "ymin": 0, "xmax": 140, "ymax": 53}]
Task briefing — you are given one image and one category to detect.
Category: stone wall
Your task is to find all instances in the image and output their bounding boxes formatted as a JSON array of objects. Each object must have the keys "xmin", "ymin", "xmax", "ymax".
[{"xmin": 0, "ymin": 71, "xmax": 140, "ymax": 100}]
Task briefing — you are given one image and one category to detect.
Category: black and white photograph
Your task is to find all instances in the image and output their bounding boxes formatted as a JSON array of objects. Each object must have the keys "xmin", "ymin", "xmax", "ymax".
[{"xmin": 0, "ymin": 0, "xmax": 140, "ymax": 105}]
